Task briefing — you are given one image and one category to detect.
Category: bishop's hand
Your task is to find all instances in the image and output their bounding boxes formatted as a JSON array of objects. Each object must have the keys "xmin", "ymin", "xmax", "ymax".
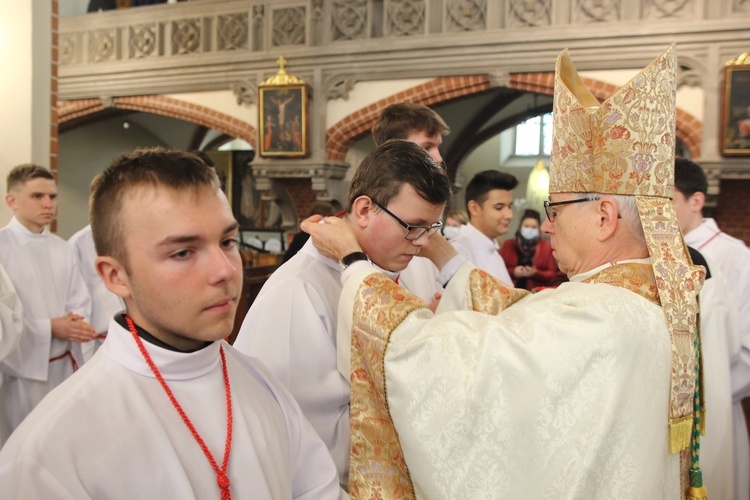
[
  {"xmin": 417, "ymin": 231, "xmax": 458, "ymax": 272},
  {"xmin": 300, "ymin": 215, "xmax": 362, "ymax": 262}
]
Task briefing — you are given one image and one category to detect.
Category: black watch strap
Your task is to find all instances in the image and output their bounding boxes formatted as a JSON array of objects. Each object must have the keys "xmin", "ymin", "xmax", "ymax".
[{"xmin": 338, "ymin": 251, "xmax": 370, "ymax": 271}]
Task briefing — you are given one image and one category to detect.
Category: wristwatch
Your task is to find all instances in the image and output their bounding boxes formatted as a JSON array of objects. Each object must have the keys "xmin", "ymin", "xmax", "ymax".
[{"xmin": 338, "ymin": 251, "xmax": 370, "ymax": 271}]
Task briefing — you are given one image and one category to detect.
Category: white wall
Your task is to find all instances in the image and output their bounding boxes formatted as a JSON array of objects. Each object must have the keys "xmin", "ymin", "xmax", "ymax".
[
  {"xmin": 582, "ymin": 69, "xmax": 704, "ymax": 121},
  {"xmin": 0, "ymin": 2, "xmax": 51, "ymax": 226},
  {"xmin": 57, "ymin": 119, "xmax": 170, "ymax": 239},
  {"xmin": 327, "ymin": 79, "xmax": 431, "ymax": 128},
  {"xmin": 165, "ymin": 91, "xmax": 256, "ymax": 127},
  {"xmin": 59, "ymin": 0, "xmax": 90, "ymax": 17}
]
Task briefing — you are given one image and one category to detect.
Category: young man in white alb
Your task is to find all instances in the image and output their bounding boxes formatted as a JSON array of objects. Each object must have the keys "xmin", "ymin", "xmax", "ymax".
[
  {"xmin": 371, "ymin": 102, "xmax": 451, "ymax": 303},
  {"xmin": 0, "ymin": 164, "xmax": 96, "ymax": 444},
  {"xmin": 233, "ymin": 140, "xmax": 452, "ymax": 487},
  {"xmin": 449, "ymin": 168, "xmax": 518, "ymax": 285},
  {"xmin": 672, "ymin": 156, "xmax": 750, "ymax": 500},
  {"xmin": 0, "ymin": 149, "xmax": 345, "ymax": 499}
]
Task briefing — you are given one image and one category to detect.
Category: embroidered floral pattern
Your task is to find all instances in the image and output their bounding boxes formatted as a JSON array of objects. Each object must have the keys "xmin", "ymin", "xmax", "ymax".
[
  {"xmin": 466, "ymin": 268, "xmax": 531, "ymax": 315},
  {"xmin": 349, "ymin": 273, "xmax": 423, "ymax": 499},
  {"xmin": 582, "ymin": 262, "xmax": 660, "ymax": 306},
  {"xmin": 636, "ymin": 197, "xmax": 704, "ymax": 434},
  {"xmin": 550, "ymin": 45, "xmax": 676, "ymax": 197}
]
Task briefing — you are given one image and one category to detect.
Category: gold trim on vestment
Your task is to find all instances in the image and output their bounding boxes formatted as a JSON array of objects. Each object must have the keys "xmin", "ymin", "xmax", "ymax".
[
  {"xmin": 348, "ymin": 270, "xmax": 531, "ymax": 498},
  {"xmin": 466, "ymin": 268, "xmax": 531, "ymax": 314},
  {"xmin": 581, "ymin": 262, "xmax": 660, "ymax": 305},
  {"xmin": 349, "ymin": 273, "xmax": 421, "ymax": 499}
]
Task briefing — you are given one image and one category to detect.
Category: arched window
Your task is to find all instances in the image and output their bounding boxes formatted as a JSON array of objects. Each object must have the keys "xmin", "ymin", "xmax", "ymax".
[{"xmin": 514, "ymin": 112, "xmax": 553, "ymax": 156}]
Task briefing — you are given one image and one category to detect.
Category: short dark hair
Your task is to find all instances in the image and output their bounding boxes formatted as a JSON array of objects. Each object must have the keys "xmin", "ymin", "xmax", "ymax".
[
  {"xmin": 346, "ymin": 140, "xmax": 452, "ymax": 211},
  {"xmin": 520, "ymin": 208, "xmax": 541, "ymax": 225},
  {"xmin": 307, "ymin": 200, "xmax": 336, "ymax": 218},
  {"xmin": 7, "ymin": 164, "xmax": 55, "ymax": 193},
  {"xmin": 674, "ymin": 157, "xmax": 707, "ymax": 198},
  {"xmin": 190, "ymin": 150, "xmax": 215, "ymax": 168},
  {"xmin": 371, "ymin": 103, "xmax": 450, "ymax": 145},
  {"xmin": 90, "ymin": 147, "xmax": 220, "ymax": 270},
  {"xmin": 464, "ymin": 169, "xmax": 518, "ymax": 213}
]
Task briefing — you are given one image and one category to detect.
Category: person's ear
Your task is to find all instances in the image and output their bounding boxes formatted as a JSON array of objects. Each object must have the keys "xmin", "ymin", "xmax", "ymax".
[
  {"xmin": 5, "ymin": 193, "xmax": 16, "ymax": 211},
  {"xmin": 467, "ymin": 200, "xmax": 480, "ymax": 218},
  {"xmin": 689, "ymin": 191, "xmax": 706, "ymax": 214},
  {"xmin": 596, "ymin": 197, "xmax": 620, "ymax": 242},
  {"xmin": 350, "ymin": 195, "xmax": 375, "ymax": 229},
  {"xmin": 95, "ymin": 256, "xmax": 132, "ymax": 300}
]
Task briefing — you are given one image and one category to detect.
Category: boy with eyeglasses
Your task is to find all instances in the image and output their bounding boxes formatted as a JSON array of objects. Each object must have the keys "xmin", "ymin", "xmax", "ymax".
[
  {"xmin": 371, "ymin": 102, "xmax": 450, "ymax": 304},
  {"xmin": 232, "ymin": 140, "xmax": 452, "ymax": 489}
]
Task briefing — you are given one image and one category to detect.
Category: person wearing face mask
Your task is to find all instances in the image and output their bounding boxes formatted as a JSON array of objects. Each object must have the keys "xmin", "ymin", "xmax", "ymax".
[
  {"xmin": 500, "ymin": 209, "xmax": 565, "ymax": 291},
  {"xmin": 441, "ymin": 210, "xmax": 467, "ymax": 240}
]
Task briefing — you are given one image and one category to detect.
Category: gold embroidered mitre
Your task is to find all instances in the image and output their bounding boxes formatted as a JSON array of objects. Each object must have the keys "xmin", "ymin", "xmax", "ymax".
[
  {"xmin": 550, "ymin": 44, "xmax": 705, "ymax": 461},
  {"xmin": 550, "ymin": 45, "xmax": 676, "ymax": 197}
]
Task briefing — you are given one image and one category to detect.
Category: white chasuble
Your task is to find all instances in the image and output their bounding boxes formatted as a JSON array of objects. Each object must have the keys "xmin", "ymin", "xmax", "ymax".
[
  {"xmin": 234, "ymin": 239, "xmax": 439, "ymax": 487},
  {"xmin": 686, "ymin": 219, "xmax": 750, "ymax": 500},
  {"xmin": 0, "ymin": 217, "xmax": 92, "ymax": 444},
  {"xmin": 234, "ymin": 240, "xmax": 351, "ymax": 485},
  {"xmin": 68, "ymin": 224, "xmax": 125, "ymax": 359},
  {"xmin": 0, "ymin": 319, "xmax": 346, "ymax": 499},
  {"xmin": 344, "ymin": 261, "xmax": 680, "ymax": 499},
  {"xmin": 697, "ymin": 265, "xmax": 740, "ymax": 500},
  {"xmin": 0, "ymin": 263, "xmax": 22, "ymax": 363}
]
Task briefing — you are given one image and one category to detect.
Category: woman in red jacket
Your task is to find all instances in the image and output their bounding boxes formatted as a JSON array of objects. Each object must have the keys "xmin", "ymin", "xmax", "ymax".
[{"xmin": 499, "ymin": 209, "xmax": 566, "ymax": 291}]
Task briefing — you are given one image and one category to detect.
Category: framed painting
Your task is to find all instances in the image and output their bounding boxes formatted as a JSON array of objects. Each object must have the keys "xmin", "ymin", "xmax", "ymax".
[
  {"xmin": 205, "ymin": 150, "xmax": 233, "ymax": 205},
  {"xmin": 259, "ymin": 84, "xmax": 309, "ymax": 158},
  {"xmin": 721, "ymin": 53, "xmax": 750, "ymax": 156}
]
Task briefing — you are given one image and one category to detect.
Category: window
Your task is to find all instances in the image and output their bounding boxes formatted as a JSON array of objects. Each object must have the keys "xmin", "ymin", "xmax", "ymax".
[{"xmin": 514, "ymin": 112, "xmax": 552, "ymax": 156}]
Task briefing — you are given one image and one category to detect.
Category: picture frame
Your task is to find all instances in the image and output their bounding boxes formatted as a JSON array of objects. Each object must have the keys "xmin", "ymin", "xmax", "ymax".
[
  {"xmin": 259, "ymin": 84, "xmax": 309, "ymax": 158},
  {"xmin": 205, "ymin": 150, "xmax": 256, "ymax": 223},
  {"xmin": 721, "ymin": 53, "xmax": 750, "ymax": 156},
  {"xmin": 206, "ymin": 151, "xmax": 233, "ymax": 206}
]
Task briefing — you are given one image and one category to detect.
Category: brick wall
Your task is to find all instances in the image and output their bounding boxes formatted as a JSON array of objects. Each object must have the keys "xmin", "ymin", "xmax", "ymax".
[
  {"xmin": 58, "ymin": 96, "xmax": 258, "ymax": 148},
  {"xmin": 277, "ymin": 178, "xmax": 317, "ymax": 220},
  {"xmin": 326, "ymin": 76, "xmax": 492, "ymax": 162},
  {"xmin": 326, "ymin": 74, "xmax": 702, "ymax": 162},
  {"xmin": 714, "ymin": 179, "xmax": 750, "ymax": 245}
]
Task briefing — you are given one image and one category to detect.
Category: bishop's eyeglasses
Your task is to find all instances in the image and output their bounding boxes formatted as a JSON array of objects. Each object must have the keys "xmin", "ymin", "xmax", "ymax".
[
  {"xmin": 543, "ymin": 198, "xmax": 600, "ymax": 223},
  {"xmin": 373, "ymin": 201, "xmax": 443, "ymax": 241}
]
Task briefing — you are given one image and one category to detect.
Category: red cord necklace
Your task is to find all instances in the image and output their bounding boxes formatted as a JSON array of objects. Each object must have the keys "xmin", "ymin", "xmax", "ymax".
[
  {"xmin": 697, "ymin": 229, "xmax": 722, "ymax": 251},
  {"xmin": 125, "ymin": 316, "xmax": 233, "ymax": 500}
]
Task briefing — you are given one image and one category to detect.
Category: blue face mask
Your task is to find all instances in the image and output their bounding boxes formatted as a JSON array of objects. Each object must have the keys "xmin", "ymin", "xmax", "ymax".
[
  {"xmin": 442, "ymin": 225, "xmax": 460, "ymax": 240},
  {"xmin": 520, "ymin": 227, "xmax": 539, "ymax": 240}
]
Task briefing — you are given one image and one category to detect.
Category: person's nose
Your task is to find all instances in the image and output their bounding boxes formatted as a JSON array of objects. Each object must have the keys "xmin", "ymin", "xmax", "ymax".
[
  {"xmin": 541, "ymin": 218, "xmax": 553, "ymax": 234},
  {"xmin": 411, "ymin": 231, "xmax": 432, "ymax": 247},
  {"xmin": 430, "ymin": 149, "xmax": 443, "ymax": 164},
  {"xmin": 208, "ymin": 247, "xmax": 239, "ymax": 285}
]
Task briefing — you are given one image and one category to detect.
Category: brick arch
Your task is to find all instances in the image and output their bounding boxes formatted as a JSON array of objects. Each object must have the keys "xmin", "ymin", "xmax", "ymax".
[
  {"xmin": 58, "ymin": 95, "xmax": 257, "ymax": 148},
  {"xmin": 326, "ymin": 73, "xmax": 701, "ymax": 161},
  {"xmin": 326, "ymin": 76, "xmax": 493, "ymax": 161}
]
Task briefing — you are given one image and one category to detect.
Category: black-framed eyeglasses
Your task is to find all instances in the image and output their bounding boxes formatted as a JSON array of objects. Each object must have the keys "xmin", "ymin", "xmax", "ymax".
[
  {"xmin": 543, "ymin": 198, "xmax": 600, "ymax": 222},
  {"xmin": 373, "ymin": 201, "xmax": 442, "ymax": 241}
]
